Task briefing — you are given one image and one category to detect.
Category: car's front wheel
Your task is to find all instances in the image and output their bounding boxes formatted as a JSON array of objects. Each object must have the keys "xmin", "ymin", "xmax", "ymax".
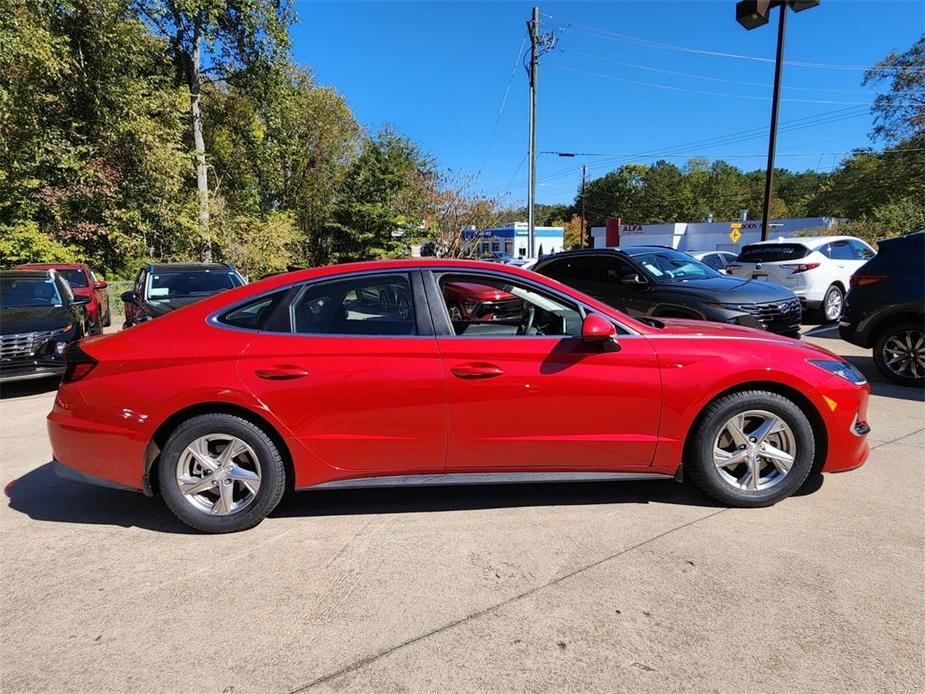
[
  {"xmin": 686, "ymin": 391, "xmax": 815, "ymax": 507},
  {"xmin": 158, "ymin": 414, "xmax": 287, "ymax": 533},
  {"xmin": 874, "ymin": 322, "xmax": 925, "ymax": 388}
]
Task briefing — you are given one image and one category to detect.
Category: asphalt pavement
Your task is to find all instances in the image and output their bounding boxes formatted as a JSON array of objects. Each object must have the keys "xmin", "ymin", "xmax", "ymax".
[{"xmin": 1, "ymin": 325, "xmax": 922, "ymax": 693}]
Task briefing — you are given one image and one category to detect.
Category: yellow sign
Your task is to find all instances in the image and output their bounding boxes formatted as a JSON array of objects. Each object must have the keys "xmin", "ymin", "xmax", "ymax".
[{"xmin": 729, "ymin": 224, "xmax": 742, "ymax": 244}]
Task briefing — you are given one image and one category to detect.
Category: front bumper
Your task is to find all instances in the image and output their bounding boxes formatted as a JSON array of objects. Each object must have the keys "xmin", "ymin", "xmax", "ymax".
[
  {"xmin": 819, "ymin": 375, "xmax": 871, "ymax": 473},
  {"xmin": 0, "ymin": 359, "xmax": 64, "ymax": 383}
]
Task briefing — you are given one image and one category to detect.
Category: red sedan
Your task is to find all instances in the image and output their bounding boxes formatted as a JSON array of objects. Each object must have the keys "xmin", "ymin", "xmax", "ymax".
[
  {"xmin": 48, "ymin": 259, "xmax": 870, "ymax": 533},
  {"xmin": 16, "ymin": 262, "xmax": 110, "ymax": 334}
]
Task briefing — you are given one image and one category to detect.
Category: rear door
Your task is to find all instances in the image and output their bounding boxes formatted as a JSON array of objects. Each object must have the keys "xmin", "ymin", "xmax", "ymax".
[{"xmin": 236, "ymin": 271, "xmax": 446, "ymax": 476}]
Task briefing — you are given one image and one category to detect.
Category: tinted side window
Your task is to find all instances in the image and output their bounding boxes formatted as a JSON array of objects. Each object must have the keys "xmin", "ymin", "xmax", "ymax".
[
  {"xmin": 701, "ymin": 254, "xmax": 723, "ymax": 270},
  {"xmin": 218, "ymin": 291, "xmax": 286, "ymax": 331},
  {"xmin": 829, "ymin": 241, "xmax": 854, "ymax": 260},
  {"xmin": 285, "ymin": 274, "xmax": 415, "ymax": 336},
  {"xmin": 849, "ymin": 239, "xmax": 875, "ymax": 260}
]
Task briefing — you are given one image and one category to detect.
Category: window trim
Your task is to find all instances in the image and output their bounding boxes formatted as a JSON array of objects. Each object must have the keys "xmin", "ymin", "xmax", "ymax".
[{"xmin": 208, "ymin": 269, "xmax": 433, "ymax": 338}]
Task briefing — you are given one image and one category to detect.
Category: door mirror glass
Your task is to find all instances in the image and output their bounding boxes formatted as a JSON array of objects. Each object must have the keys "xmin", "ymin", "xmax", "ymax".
[
  {"xmin": 581, "ymin": 313, "xmax": 617, "ymax": 342},
  {"xmin": 120, "ymin": 290, "xmax": 138, "ymax": 304}
]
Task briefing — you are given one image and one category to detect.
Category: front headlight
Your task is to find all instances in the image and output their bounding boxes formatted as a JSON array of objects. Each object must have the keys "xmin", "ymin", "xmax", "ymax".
[
  {"xmin": 807, "ymin": 359, "xmax": 867, "ymax": 386},
  {"xmin": 53, "ymin": 322, "xmax": 74, "ymax": 335}
]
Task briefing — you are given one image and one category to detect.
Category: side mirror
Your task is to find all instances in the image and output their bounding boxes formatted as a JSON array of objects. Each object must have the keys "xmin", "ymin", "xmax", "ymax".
[
  {"xmin": 120, "ymin": 290, "xmax": 138, "ymax": 304},
  {"xmin": 581, "ymin": 313, "xmax": 618, "ymax": 345},
  {"xmin": 71, "ymin": 295, "xmax": 91, "ymax": 306},
  {"xmin": 621, "ymin": 273, "xmax": 647, "ymax": 286},
  {"xmin": 94, "ymin": 280, "xmax": 108, "ymax": 289}
]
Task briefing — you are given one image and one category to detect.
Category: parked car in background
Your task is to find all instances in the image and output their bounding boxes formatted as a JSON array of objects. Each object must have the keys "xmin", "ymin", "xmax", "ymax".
[
  {"xmin": 534, "ymin": 248, "xmax": 802, "ymax": 337},
  {"xmin": 0, "ymin": 270, "xmax": 91, "ymax": 382},
  {"xmin": 839, "ymin": 230, "xmax": 924, "ymax": 388},
  {"xmin": 443, "ymin": 280, "xmax": 522, "ymax": 321},
  {"xmin": 15, "ymin": 262, "xmax": 110, "ymax": 334},
  {"xmin": 689, "ymin": 250, "xmax": 739, "ymax": 274},
  {"xmin": 121, "ymin": 262, "xmax": 246, "ymax": 328},
  {"xmin": 49, "ymin": 259, "xmax": 870, "ymax": 533},
  {"xmin": 726, "ymin": 236, "xmax": 875, "ymax": 323}
]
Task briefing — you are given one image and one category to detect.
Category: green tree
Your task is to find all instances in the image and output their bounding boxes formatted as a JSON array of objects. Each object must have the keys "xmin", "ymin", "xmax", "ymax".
[
  {"xmin": 863, "ymin": 34, "xmax": 925, "ymax": 143},
  {"xmin": 132, "ymin": 0, "xmax": 294, "ymax": 261}
]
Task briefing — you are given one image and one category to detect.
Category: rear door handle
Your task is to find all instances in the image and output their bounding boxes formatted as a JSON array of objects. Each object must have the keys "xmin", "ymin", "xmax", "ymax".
[
  {"xmin": 451, "ymin": 363, "xmax": 504, "ymax": 379},
  {"xmin": 255, "ymin": 365, "xmax": 309, "ymax": 380}
]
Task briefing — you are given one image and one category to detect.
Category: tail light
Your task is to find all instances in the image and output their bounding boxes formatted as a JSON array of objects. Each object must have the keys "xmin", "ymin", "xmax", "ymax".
[
  {"xmin": 780, "ymin": 262, "xmax": 820, "ymax": 274},
  {"xmin": 62, "ymin": 344, "xmax": 98, "ymax": 383},
  {"xmin": 850, "ymin": 274, "xmax": 887, "ymax": 288}
]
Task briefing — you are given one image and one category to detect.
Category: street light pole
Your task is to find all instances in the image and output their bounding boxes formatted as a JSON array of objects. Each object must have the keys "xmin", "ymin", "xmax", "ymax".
[
  {"xmin": 580, "ymin": 164, "xmax": 587, "ymax": 249},
  {"xmin": 735, "ymin": 0, "xmax": 819, "ymax": 241},
  {"xmin": 761, "ymin": 5, "xmax": 787, "ymax": 241}
]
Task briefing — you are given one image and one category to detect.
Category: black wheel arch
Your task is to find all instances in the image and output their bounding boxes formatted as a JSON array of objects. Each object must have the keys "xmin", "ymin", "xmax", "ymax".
[{"xmin": 143, "ymin": 402, "xmax": 295, "ymax": 497}]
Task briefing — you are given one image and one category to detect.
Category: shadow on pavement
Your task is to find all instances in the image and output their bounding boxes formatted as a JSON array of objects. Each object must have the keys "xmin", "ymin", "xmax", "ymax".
[
  {"xmin": 0, "ymin": 377, "xmax": 59, "ymax": 400},
  {"xmin": 8, "ymin": 462, "xmax": 829, "ymax": 532},
  {"xmin": 843, "ymin": 355, "xmax": 924, "ymax": 402}
]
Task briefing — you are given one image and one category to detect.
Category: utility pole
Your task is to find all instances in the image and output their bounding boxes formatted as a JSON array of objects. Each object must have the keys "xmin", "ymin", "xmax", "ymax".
[
  {"xmin": 526, "ymin": 6, "xmax": 539, "ymax": 259},
  {"xmin": 580, "ymin": 164, "xmax": 587, "ymax": 249}
]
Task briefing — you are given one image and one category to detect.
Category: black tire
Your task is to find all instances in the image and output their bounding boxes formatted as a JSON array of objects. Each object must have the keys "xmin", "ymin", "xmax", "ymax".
[
  {"xmin": 874, "ymin": 321, "xmax": 925, "ymax": 388},
  {"xmin": 819, "ymin": 284, "xmax": 844, "ymax": 324},
  {"xmin": 102, "ymin": 309, "xmax": 111, "ymax": 328},
  {"xmin": 158, "ymin": 414, "xmax": 286, "ymax": 533},
  {"xmin": 686, "ymin": 390, "xmax": 815, "ymax": 507}
]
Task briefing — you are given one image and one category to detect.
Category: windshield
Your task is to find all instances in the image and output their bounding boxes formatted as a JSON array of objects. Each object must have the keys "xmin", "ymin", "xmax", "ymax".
[
  {"xmin": 0, "ymin": 277, "xmax": 64, "ymax": 308},
  {"xmin": 631, "ymin": 250, "xmax": 722, "ymax": 282},
  {"xmin": 738, "ymin": 244, "xmax": 809, "ymax": 263},
  {"xmin": 56, "ymin": 269, "xmax": 88, "ymax": 288},
  {"xmin": 149, "ymin": 270, "xmax": 243, "ymax": 300}
]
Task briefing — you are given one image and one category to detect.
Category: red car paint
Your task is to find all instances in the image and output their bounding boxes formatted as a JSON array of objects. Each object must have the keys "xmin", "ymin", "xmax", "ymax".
[
  {"xmin": 15, "ymin": 262, "xmax": 109, "ymax": 330},
  {"xmin": 442, "ymin": 280, "xmax": 521, "ymax": 321},
  {"xmin": 48, "ymin": 259, "xmax": 869, "ymax": 495}
]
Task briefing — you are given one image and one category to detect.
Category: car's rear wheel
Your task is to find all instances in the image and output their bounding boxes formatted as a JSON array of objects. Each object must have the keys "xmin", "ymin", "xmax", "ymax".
[
  {"xmin": 874, "ymin": 322, "xmax": 925, "ymax": 388},
  {"xmin": 158, "ymin": 414, "xmax": 286, "ymax": 533},
  {"xmin": 686, "ymin": 391, "xmax": 815, "ymax": 507},
  {"xmin": 821, "ymin": 284, "xmax": 844, "ymax": 323}
]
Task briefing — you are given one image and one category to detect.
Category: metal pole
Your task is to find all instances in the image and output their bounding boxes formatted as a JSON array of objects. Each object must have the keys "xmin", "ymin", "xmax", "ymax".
[
  {"xmin": 580, "ymin": 164, "xmax": 587, "ymax": 249},
  {"xmin": 526, "ymin": 6, "xmax": 538, "ymax": 258},
  {"xmin": 761, "ymin": 3, "xmax": 787, "ymax": 242}
]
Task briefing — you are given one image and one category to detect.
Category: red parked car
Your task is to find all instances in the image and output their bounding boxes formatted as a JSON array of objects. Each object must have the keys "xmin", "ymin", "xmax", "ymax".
[
  {"xmin": 443, "ymin": 280, "xmax": 522, "ymax": 322},
  {"xmin": 48, "ymin": 259, "xmax": 870, "ymax": 533},
  {"xmin": 15, "ymin": 263, "xmax": 110, "ymax": 334}
]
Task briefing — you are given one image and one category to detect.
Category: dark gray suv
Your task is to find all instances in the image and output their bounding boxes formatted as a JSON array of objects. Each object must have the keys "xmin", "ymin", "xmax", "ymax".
[{"xmin": 533, "ymin": 247, "xmax": 802, "ymax": 337}]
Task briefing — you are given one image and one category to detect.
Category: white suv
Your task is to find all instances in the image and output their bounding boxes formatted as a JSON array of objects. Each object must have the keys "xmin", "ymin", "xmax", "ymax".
[{"xmin": 727, "ymin": 236, "xmax": 876, "ymax": 322}]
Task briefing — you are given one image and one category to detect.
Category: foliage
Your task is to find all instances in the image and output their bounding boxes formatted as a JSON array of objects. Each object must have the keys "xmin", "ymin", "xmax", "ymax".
[
  {"xmin": 0, "ymin": 221, "xmax": 78, "ymax": 265},
  {"xmin": 863, "ymin": 34, "xmax": 925, "ymax": 143}
]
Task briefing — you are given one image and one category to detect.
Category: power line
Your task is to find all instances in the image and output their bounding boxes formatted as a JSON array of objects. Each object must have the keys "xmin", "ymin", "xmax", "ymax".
[
  {"xmin": 549, "ymin": 64, "xmax": 871, "ymax": 105},
  {"xmin": 475, "ymin": 38, "xmax": 528, "ymax": 182},
  {"xmin": 559, "ymin": 48, "xmax": 871, "ymax": 95},
  {"xmin": 544, "ymin": 14, "xmax": 916, "ymax": 72}
]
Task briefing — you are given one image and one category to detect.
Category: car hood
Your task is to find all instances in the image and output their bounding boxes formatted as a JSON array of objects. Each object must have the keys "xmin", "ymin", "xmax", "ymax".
[
  {"xmin": 0, "ymin": 306, "xmax": 74, "ymax": 335},
  {"xmin": 655, "ymin": 276, "xmax": 795, "ymax": 302},
  {"xmin": 648, "ymin": 318, "xmax": 837, "ymax": 356},
  {"xmin": 445, "ymin": 281, "xmax": 516, "ymax": 302}
]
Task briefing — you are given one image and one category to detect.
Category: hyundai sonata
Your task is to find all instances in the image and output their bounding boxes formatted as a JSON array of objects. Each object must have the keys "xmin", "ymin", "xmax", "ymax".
[{"xmin": 48, "ymin": 260, "xmax": 870, "ymax": 533}]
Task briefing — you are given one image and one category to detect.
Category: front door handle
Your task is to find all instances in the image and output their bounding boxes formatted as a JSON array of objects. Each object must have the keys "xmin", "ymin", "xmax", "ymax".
[
  {"xmin": 451, "ymin": 363, "xmax": 504, "ymax": 380},
  {"xmin": 255, "ymin": 365, "xmax": 309, "ymax": 380}
]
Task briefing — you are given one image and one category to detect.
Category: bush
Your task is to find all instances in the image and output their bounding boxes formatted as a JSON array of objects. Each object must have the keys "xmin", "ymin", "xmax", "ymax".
[{"xmin": 0, "ymin": 222, "xmax": 78, "ymax": 267}]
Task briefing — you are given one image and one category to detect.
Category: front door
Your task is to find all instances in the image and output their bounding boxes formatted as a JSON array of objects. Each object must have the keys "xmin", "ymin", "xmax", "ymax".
[
  {"xmin": 429, "ymin": 270, "xmax": 662, "ymax": 471},
  {"xmin": 237, "ymin": 271, "xmax": 446, "ymax": 476}
]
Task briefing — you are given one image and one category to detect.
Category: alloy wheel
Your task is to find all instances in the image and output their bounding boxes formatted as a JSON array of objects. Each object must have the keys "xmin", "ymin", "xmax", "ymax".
[
  {"xmin": 712, "ymin": 410, "xmax": 797, "ymax": 492},
  {"xmin": 824, "ymin": 288, "xmax": 843, "ymax": 321},
  {"xmin": 175, "ymin": 435, "xmax": 262, "ymax": 516},
  {"xmin": 882, "ymin": 329, "xmax": 925, "ymax": 382}
]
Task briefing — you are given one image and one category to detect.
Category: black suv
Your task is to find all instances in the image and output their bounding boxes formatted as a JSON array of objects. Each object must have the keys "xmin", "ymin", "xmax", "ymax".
[
  {"xmin": 839, "ymin": 230, "xmax": 924, "ymax": 387},
  {"xmin": 533, "ymin": 247, "xmax": 802, "ymax": 337},
  {"xmin": 0, "ymin": 270, "xmax": 91, "ymax": 382},
  {"xmin": 121, "ymin": 263, "xmax": 246, "ymax": 328}
]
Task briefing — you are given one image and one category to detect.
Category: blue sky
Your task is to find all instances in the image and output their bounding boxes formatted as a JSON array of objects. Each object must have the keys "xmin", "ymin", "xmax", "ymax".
[{"xmin": 291, "ymin": 1, "xmax": 924, "ymax": 206}]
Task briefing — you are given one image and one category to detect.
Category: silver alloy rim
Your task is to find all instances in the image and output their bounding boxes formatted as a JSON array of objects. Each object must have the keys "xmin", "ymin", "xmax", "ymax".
[
  {"xmin": 882, "ymin": 329, "xmax": 925, "ymax": 381},
  {"xmin": 176, "ymin": 435, "xmax": 262, "ymax": 516},
  {"xmin": 824, "ymin": 288, "xmax": 843, "ymax": 320},
  {"xmin": 713, "ymin": 410, "xmax": 797, "ymax": 492}
]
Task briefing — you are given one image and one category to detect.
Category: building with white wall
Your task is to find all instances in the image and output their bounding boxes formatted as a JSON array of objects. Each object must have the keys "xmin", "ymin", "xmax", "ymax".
[
  {"xmin": 590, "ymin": 216, "xmax": 836, "ymax": 253},
  {"xmin": 462, "ymin": 221, "xmax": 565, "ymax": 258}
]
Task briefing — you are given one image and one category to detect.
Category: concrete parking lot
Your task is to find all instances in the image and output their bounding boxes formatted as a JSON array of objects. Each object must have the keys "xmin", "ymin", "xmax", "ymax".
[{"xmin": 1, "ymin": 327, "xmax": 922, "ymax": 693}]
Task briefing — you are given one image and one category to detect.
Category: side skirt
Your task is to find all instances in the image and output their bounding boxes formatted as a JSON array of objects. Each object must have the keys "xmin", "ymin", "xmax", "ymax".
[{"xmin": 300, "ymin": 471, "xmax": 674, "ymax": 492}]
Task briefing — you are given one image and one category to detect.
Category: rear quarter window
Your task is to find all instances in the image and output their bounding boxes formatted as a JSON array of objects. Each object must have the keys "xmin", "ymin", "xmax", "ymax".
[{"xmin": 737, "ymin": 244, "xmax": 809, "ymax": 263}]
